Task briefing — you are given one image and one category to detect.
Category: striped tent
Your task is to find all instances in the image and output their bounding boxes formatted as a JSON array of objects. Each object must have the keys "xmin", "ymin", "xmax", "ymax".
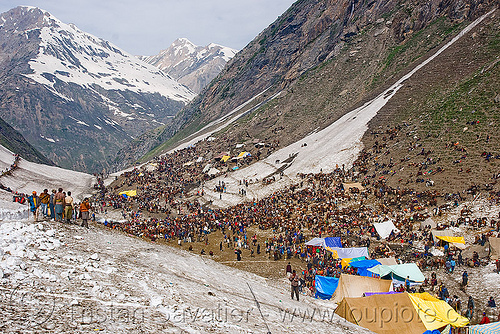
[{"xmin": 469, "ymin": 322, "xmax": 500, "ymax": 334}]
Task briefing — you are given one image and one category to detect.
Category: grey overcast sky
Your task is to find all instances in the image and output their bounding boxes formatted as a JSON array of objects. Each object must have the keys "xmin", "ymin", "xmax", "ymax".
[{"xmin": 0, "ymin": 0, "xmax": 296, "ymax": 55}]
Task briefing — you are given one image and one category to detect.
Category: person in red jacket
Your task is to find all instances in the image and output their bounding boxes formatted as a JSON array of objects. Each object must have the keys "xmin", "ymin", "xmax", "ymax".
[{"xmin": 479, "ymin": 312, "xmax": 490, "ymax": 324}]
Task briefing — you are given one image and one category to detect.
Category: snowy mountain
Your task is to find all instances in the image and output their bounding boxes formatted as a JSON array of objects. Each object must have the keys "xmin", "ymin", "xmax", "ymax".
[
  {"xmin": 139, "ymin": 38, "xmax": 237, "ymax": 94},
  {"xmin": 0, "ymin": 6, "xmax": 195, "ymax": 172}
]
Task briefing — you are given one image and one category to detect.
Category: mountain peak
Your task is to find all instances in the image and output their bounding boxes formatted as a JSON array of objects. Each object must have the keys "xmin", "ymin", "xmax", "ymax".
[{"xmin": 141, "ymin": 39, "xmax": 237, "ymax": 93}]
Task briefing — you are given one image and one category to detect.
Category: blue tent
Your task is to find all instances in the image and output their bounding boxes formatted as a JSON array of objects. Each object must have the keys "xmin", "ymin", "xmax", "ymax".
[
  {"xmin": 314, "ymin": 275, "xmax": 339, "ymax": 300},
  {"xmin": 324, "ymin": 237, "xmax": 342, "ymax": 248},
  {"xmin": 349, "ymin": 259, "xmax": 381, "ymax": 277}
]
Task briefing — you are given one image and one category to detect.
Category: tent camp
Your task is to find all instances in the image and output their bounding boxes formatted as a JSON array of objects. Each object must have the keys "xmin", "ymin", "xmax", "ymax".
[
  {"xmin": 327, "ymin": 247, "xmax": 369, "ymax": 259},
  {"xmin": 314, "ymin": 275, "xmax": 339, "ymax": 300},
  {"xmin": 373, "ymin": 220, "xmax": 399, "ymax": 239},
  {"xmin": 349, "ymin": 259, "xmax": 381, "ymax": 277},
  {"xmin": 305, "ymin": 238, "xmax": 325, "ymax": 247},
  {"xmin": 468, "ymin": 321, "xmax": 500, "ymax": 334},
  {"xmin": 407, "ymin": 293, "xmax": 468, "ymax": 330},
  {"xmin": 331, "ymin": 274, "xmax": 392, "ymax": 304},
  {"xmin": 489, "ymin": 238, "xmax": 500, "ymax": 260},
  {"xmin": 335, "ymin": 293, "xmax": 427, "ymax": 334},
  {"xmin": 368, "ymin": 263, "xmax": 425, "ymax": 283},
  {"xmin": 335, "ymin": 292, "xmax": 468, "ymax": 334}
]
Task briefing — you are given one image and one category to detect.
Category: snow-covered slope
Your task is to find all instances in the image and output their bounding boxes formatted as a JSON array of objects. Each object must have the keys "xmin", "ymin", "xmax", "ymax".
[
  {"xmin": 0, "ymin": 216, "xmax": 368, "ymax": 333},
  {"xmin": 18, "ymin": 7, "xmax": 195, "ymax": 103},
  {"xmin": 0, "ymin": 145, "xmax": 94, "ymax": 202},
  {"xmin": 140, "ymin": 38, "xmax": 237, "ymax": 93}
]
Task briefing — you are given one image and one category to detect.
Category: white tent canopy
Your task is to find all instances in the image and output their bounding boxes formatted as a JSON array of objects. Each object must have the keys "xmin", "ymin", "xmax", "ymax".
[
  {"xmin": 373, "ymin": 220, "xmax": 399, "ymax": 239},
  {"xmin": 305, "ymin": 237, "xmax": 325, "ymax": 247}
]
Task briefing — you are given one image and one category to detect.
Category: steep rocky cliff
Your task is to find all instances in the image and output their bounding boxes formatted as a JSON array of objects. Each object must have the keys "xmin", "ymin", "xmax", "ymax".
[{"xmin": 0, "ymin": 116, "xmax": 53, "ymax": 166}]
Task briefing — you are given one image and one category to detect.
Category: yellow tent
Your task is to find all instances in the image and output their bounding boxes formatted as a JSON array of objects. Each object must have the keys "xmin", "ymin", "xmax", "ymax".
[
  {"xmin": 435, "ymin": 236, "xmax": 465, "ymax": 244},
  {"xmin": 221, "ymin": 155, "xmax": 231, "ymax": 162},
  {"xmin": 408, "ymin": 292, "xmax": 468, "ymax": 330},
  {"xmin": 119, "ymin": 190, "xmax": 137, "ymax": 197},
  {"xmin": 237, "ymin": 151, "xmax": 250, "ymax": 157}
]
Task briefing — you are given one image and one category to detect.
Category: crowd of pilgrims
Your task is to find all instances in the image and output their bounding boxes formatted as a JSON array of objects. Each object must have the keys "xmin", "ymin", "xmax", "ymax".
[{"xmin": 91, "ymin": 126, "xmax": 500, "ymax": 321}]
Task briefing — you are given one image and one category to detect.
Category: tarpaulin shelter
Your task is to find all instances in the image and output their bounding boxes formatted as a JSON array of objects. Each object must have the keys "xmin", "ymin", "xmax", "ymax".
[
  {"xmin": 375, "ymin": 257, "xmax": 398, "ymax": 266},
  {"xmin": 468, "ymin": 321, "xmax": 500, "ymax": 334},
  {"xmin": 305, "ymin": 238, "xmax": 325, "ymax": 247},
  {"xmin": 314, "ymin": 275, "xmax": 339, "ymax": 300},
  {"xmin": 324, "ymin": 237, "xmax": 342, "ymax": 248},
  {"xmin": 350, "ymin": 259, "xmax": 382, "ymax": 277},
  {"xmin": 207, "ymin": 167, "xmax": 220, "ymax": 176},
  {"xmin": 335, "ymin": 293, "xmax": 427, "ymax": 334},
  {"xmin": 341, "ymin": 256, "xmax": 365, "ymax": 269},
  {"xmin": 373, "ymin": 220, "xmax": 399, "ymax": 239},
  {"xmin": 407, "ymin": 292, "xmax": 468, "ymax": 330},
  {"xmin": 328, "ymin": 247, "xmax": 369, "ymax": 259},
  {"xmin": 221, "ymin": 155, "xmax": 231, "ymax": 163},
  {"xmin": 432, "ymin": 230, "xmax": 467, "ymax": 249},
  {"xmin": 237, "ymin": 151, "xmax": 251, "ymax": 158},
  {"xmin": 488, "ymin": 238, "xmax": 500, "ymax": 260},
  {"xmin": 435, "ymin": 236, "xmax": 465, "ymax": 244},
  {"xmin": 119, "ymin": 190, "xmax": 137, "ymax": 197},
  {"xmin": 368, "ymin": 263, "xmax": 425, "ymax": 283},
  {"xmin": 202, "ymin": 164, "xmax": 212, "ymax": 173},
  {"xmin": 331, "ymin": 274, "xmax": 392, "ymax": 304}
]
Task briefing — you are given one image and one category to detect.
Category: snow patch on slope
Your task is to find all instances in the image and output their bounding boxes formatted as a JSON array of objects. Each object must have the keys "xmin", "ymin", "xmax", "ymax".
[{"xmin": 23, "ymin": 9, "xmax": 195, "ymax": 103}]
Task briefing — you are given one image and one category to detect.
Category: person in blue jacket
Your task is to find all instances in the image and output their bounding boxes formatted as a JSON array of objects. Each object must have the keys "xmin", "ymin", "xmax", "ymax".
[{"xmin": 27, "ymin": 191, "xmax": 40, "ymax": 221}]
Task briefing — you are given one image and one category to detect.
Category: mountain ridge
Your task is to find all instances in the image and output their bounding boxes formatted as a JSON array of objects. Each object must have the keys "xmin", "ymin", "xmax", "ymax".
[
  {"xmin": 0, "ymin": 6, "xmax": 195, "ymax": 173},
  {"xmin": 139, "ymin": 38, "xmax": 237, "ymax": 94}
]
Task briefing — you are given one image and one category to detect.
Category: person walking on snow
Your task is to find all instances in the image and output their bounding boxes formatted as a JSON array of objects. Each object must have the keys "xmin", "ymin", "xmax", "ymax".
[{"xmin": 290, "ymin": 270, "xmax": 299, "ymax": 301}]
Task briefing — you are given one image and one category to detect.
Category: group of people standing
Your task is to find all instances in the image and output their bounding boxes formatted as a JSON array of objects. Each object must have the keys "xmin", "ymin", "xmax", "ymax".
[{"xmin": 26, "ymin": 188, "xmax": 91, "ymax": 228}]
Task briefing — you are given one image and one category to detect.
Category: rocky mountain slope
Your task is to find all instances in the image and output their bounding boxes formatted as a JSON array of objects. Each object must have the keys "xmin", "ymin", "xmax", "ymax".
[
  {"xmin": 0, "ymin": 6, "xmax": 195, "ymax": 173},
  {"xmin": 139, "ymin": 38, "xmax": 237, "ymax": 94},
  {"xmin": 0, "ymin": 116, "xmax": 53, "ymax": 166},
  {"xmin": 121, "ymin": 0, "xmax": 498, "ymax": 196}
]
